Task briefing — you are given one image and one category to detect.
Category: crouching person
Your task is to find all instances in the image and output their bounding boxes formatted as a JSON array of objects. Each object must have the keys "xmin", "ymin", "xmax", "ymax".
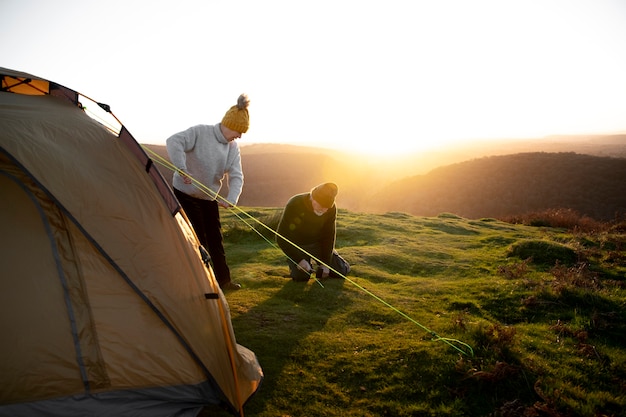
[{"xmin": 276, "ymin": 182, "xmax": 350, "ymax": 281}]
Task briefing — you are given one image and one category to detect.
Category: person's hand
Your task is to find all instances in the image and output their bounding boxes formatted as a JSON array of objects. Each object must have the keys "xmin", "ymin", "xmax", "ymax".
[
  {"xmin": 321, "ymin": 266, "xmax": 330, "ymax": 278},
  {"xmin": 218, "ymin": 200, "xmax": 232, "ymax": 208},
  {"xmin": 180, "ymin": 171, "xmax": 192, "ymax": 184},
  {"xmin": 297, "ymin": 259, "xmax": 312, "ymax": 273}
]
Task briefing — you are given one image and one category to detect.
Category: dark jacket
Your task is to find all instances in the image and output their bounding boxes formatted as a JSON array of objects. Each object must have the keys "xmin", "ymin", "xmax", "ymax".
[{"xmin": 276, "ymin": 192, "xmax": 337, "ymax": 264}]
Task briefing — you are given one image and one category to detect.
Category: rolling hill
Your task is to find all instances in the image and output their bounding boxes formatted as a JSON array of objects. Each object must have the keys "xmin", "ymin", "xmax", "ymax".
[
  {"xmin": 370, "ymin": 152, "xmax": 626, "ymax": 221},
  {"xmin": 144, "ymin": 135, "xmax": 626, "ymax": 221}
]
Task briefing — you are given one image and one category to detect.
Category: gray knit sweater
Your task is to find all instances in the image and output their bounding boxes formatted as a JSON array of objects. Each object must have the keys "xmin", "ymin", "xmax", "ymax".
[{"xmin": 166, "ymin": 123, "xmax": 244, "ymax": 204}]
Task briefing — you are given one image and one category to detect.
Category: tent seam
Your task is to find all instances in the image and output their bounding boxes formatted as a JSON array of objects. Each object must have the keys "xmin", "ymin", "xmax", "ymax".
[
  {"xmin": 0, "ymin": 147, "xmax": 231, "ymax": 408},
  {"xmin": 0, "ymin": 169, "xmax": 91, "ymax": 391}
]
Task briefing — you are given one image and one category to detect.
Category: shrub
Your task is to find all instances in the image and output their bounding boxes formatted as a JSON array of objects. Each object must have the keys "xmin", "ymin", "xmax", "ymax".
[
  {"xmin": 549, "ymin": 262, "xmax": 601, "ymax": 293},
  {"xmin": 497, "ymin": 259, "xmax": 530, "ymax": 280},
  {"xmin": 501, "ymin": 208, "xmax": 606, "ymax": 232}
]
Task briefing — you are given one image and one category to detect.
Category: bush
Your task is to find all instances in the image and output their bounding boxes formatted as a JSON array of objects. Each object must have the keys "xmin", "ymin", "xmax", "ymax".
[{"xmin": 502, "ymin": 208, "xmax": 606, "ymax": 232}]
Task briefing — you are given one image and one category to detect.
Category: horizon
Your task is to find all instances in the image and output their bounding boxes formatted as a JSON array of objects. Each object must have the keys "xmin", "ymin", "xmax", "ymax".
[{"xmin": 144, "ymin": 131, "xmax": 626, "ymax": 157}]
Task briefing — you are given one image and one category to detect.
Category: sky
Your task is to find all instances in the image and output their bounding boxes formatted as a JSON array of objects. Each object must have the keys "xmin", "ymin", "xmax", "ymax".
[{"xmin": 2, "ymin": 0, "xmax": 626, "ymax": 155}]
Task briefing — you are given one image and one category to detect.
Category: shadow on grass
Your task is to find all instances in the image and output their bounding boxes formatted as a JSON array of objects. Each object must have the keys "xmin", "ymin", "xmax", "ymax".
[
  {"xmin": 479, "ymin": 286, "xmax": 626, "ymax": 348},
  {"xmin": 229, "ymin": 277, "xmax": 347, "ymax": 415},
  {"xmin": 530, "ymin": 289, "xmax": 626, "ymax": 346}
]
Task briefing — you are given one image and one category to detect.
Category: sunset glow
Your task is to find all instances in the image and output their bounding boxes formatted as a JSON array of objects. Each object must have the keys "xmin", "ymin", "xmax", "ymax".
[{"xmin": 2, "ymin": 0, "xmax": 625, "ymax": 157}]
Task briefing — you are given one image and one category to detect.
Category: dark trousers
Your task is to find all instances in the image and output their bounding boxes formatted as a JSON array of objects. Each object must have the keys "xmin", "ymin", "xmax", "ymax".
[{"xmin": 174, "ymin": 189, "xmax": 231, "ymax": 286}]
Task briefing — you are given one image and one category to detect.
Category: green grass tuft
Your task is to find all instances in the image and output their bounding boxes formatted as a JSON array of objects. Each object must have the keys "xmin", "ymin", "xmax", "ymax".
[{"xmin": 507, "ymin": 239, "xmax": 578, "ymax": 267}]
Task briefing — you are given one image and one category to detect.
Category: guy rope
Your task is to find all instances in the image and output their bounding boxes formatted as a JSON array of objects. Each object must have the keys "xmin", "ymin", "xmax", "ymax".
[{"xmin": 144, "ymin": 146, "xmax": 474, "ymax": 357}]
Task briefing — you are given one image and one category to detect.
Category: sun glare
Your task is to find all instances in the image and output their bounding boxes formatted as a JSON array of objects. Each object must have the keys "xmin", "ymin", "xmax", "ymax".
[{"xmin": 323, "ymin": 134, "xmax": 470, "ymax": 157}]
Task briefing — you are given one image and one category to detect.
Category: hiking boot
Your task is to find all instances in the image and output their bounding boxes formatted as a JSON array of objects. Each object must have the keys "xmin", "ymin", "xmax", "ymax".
[{"xmin": 221, "ymin": 282, "xmax": 242, "ymax": 291}]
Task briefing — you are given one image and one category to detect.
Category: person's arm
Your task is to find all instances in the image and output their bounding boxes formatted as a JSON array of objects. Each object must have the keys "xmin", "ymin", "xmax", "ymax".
[
  {"xmin": 223, "ymin": 144, "xmax": 244, "ymax": 207},
  {"xmin": 166, "ymin": 126, "xmax": 197, "ymax": 181}
]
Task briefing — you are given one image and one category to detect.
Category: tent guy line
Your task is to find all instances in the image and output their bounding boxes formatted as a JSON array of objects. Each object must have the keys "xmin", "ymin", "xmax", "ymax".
[
  {"xmin": 144, "ymin": 147, "xmax": 326, "ymax": 286},
  {"xmin": 144, "ymin": 146, "xmax": 475, "ymax": 357},
  {"xmin": 4, "ymin": 63, "xmax": 473, "ymax": 358}
]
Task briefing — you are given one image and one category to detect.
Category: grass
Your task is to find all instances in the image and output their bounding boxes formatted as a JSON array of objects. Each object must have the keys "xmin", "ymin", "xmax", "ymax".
[{"xmin": 201, "ymin": 208, "xmax": 626, "ymax": 417}]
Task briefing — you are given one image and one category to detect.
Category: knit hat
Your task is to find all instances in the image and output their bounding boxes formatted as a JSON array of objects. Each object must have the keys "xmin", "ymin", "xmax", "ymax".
[
  {"xmin": 221, "ymin": 94, "xmax": 250, "ymax": 133},
  {"xmin": 311, "ymin": 182, "xmax": 338, "ymax": 208}
]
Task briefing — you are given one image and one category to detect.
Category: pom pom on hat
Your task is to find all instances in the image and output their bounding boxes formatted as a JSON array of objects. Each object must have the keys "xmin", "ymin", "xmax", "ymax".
[
  {"xmin": 311, "ymin": 182, "xmax": 338, "ymax": 208},
  {"xmin": 221, "ymin": 94, "xmax": 250, "ymax": 133}
]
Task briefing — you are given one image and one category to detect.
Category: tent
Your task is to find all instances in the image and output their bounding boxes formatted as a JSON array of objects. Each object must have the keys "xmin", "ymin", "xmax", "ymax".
[{"xmin": 0, "ymin": 67, "xmax": 262, "ymax": 417}]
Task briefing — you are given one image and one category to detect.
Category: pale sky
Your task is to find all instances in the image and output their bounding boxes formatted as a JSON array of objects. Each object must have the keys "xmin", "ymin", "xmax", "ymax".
[{"xmin": 2, "ymin": 0, "xmax": 626, "ymax": 155}]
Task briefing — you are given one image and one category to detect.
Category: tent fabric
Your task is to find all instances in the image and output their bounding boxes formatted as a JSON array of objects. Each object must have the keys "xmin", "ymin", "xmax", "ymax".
[{"xmin": 0, "ymin": 68, "xmax": 262, "ymax": 417}]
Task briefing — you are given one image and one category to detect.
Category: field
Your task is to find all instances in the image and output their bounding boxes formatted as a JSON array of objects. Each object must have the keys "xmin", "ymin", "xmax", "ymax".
[{"xmin": 203, "ymin": 208, "xmax": 626, "ymax": 417}]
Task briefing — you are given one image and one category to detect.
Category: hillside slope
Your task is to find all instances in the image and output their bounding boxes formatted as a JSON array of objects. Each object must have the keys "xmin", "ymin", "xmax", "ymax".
[{"xmin": 370, "ymin": 152, "xmax": 626, "ymax": 221}]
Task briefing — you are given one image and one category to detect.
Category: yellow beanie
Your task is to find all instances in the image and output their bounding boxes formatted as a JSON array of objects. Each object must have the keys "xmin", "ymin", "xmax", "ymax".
[
  {"xmin": 311, "ymin": 182, "xmax": 338, "ymax": 208},
  {"xmin": 221, "ymin": 94, "xmax": 250, "ymax": 133}
]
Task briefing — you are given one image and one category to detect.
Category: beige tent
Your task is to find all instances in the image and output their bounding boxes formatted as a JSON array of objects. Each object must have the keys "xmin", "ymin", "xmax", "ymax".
[{"xmin": 0, "ymin": 67, "xmax": 262, "ymax": 417}]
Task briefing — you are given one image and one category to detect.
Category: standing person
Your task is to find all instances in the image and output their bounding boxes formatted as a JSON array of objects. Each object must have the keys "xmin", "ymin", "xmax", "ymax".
[
  {"xmin": 276, "ymin": 182, "xmax": 350, "ymax": 282},
  {"xmin": 166, "ymin": 94, "xmax": 250, "ymax": 291}
]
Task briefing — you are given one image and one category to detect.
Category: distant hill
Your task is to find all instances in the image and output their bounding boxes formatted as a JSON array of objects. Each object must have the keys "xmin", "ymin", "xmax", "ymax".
[
  {"xmin": 370, "ymin": 152, "xmax": 626, "ymax": 221},
  {"xmin": 144, "ymin": 136, "xmax": 626, "ymax": 220},
  {"xmin": 145, "ymin": 143, "xmax": 389, "ymax": 209}
]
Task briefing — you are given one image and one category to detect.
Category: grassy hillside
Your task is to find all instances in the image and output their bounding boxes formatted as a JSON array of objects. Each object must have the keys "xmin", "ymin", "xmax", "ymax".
[
  {"xmin": 371, "ymin": 152, "xmax": 626, "ymax": 221},
  {"xmin": 202, "ymin": 208, "xmax": 626, "ymax": 417}
]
